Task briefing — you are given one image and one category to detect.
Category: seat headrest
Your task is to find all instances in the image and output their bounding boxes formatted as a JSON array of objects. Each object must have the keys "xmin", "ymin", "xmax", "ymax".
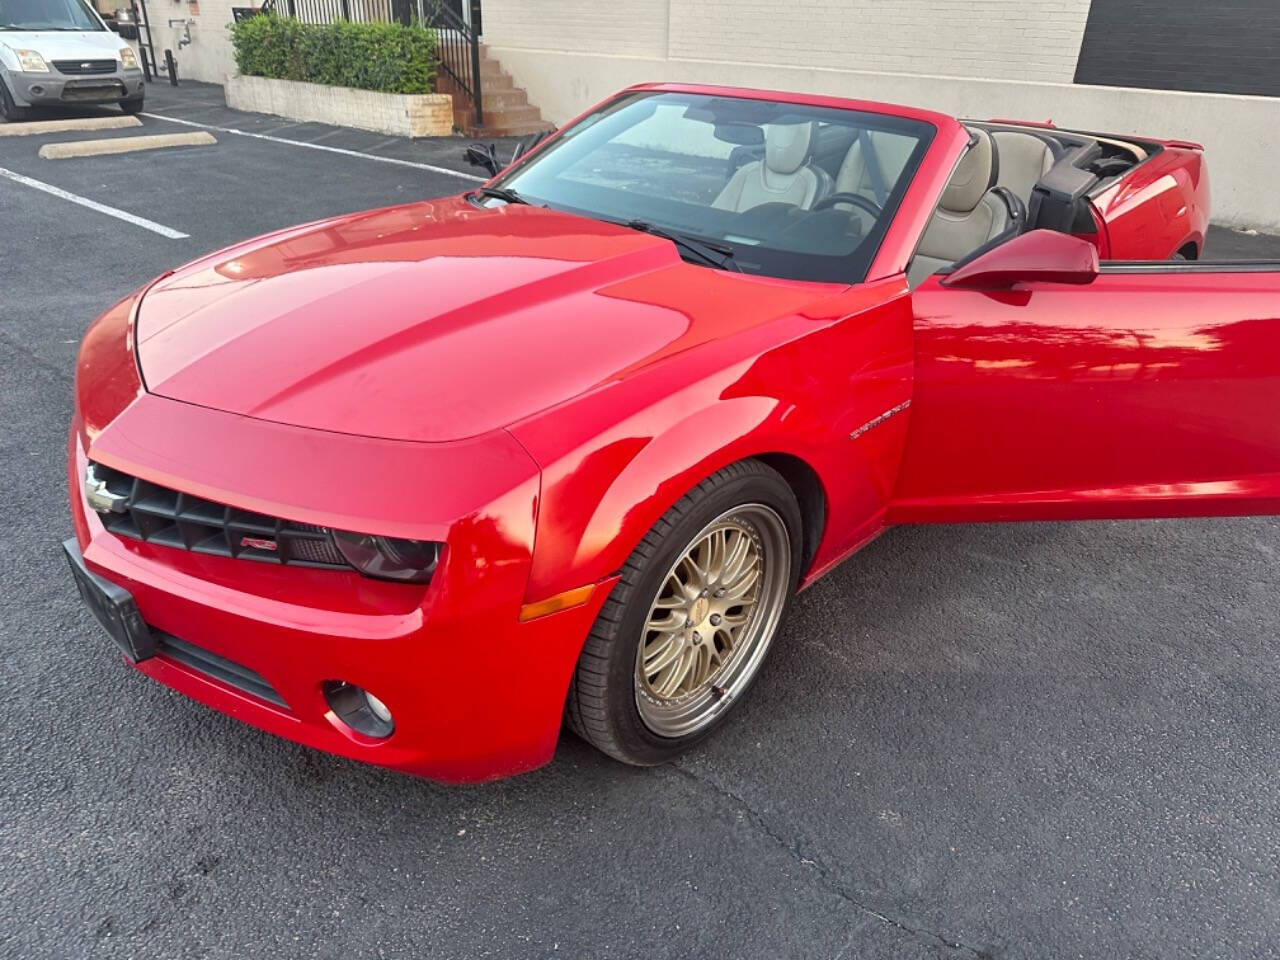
[
  {"xmin": 941, "ymin": 128, "xmax": 998, "ymax": 213},
  {"xmin": 765, "ymin": 122, "xmax": 814, "ymax": 176}
]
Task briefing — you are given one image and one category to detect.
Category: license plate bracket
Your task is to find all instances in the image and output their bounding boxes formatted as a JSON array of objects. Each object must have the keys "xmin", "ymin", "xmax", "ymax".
[{"xmin": 62, "ymin": 538, "xmax": 156, "ymax": 662}]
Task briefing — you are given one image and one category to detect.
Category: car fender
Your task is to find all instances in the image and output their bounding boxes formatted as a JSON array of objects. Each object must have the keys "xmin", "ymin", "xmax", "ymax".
[
  {"xmin": 1093, "ymin": 146, "xmax": 1210, "ymax": 260},
  {"xmin": 550, "ymin": 392, "xmax": 788, "ymax": 588},
  {"xmin": 511, "ymin": 284, "xmax": 915, "ymax": 605}
]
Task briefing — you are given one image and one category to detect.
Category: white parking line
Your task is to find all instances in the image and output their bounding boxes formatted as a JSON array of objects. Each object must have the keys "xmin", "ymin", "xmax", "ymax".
[
  {"xmin": 0, "ymin": 166, "xmax": 188, "ymax": 239},
  {"xmin": 140, "ymin": 112, "xmax": 486, "ymax": 182}
]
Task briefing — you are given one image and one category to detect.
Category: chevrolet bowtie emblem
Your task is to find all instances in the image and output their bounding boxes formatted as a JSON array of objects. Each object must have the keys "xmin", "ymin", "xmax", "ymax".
[{"xmin": 85, "ymin": 463, "xmax": 128, "ymax": 514}]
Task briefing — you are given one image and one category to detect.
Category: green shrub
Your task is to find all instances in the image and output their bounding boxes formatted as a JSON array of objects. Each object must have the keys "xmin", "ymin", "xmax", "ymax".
[{"xmin": 231, "ymin": 15, "xmax": 437, "ymax": 95}]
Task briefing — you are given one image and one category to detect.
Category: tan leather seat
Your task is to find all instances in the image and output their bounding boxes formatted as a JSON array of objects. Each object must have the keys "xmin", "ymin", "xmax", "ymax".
[
  {"xmin": 991, "ymin": 130, "xmax": 1055, "ymax": 209},
  {"xmin": 833, "ymin": 129, "xmax": 917, "ymax": 204},
  {"xmin": 907, "ymin": 129, "xmax": 1013, "ymax": 288},
  {"xmin": 713, "ymin": 122, "xmax": 825, "ymax": 213}
]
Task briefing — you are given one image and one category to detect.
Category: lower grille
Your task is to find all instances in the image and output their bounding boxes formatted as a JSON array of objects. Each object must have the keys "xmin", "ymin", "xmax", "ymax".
[
  {"xmin": 60, "ymin": 80, "xmax": 126, "ymax": 101},
  {"xmin": 156, "ymin": 631, "xmax": 288, "ymax": 709},
  {"xmin": 90, "ymin": 462, "xmax": 351, "ymax": 570},
  {"xmin": 54, "ymin": 59, "xmax": 117, "ymax": 75}
]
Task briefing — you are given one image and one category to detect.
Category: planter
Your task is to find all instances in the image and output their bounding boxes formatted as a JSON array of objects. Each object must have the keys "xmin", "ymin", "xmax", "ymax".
[{"xmin": 225, "ymin": 75, "xmax": 454, "ymax": 138}]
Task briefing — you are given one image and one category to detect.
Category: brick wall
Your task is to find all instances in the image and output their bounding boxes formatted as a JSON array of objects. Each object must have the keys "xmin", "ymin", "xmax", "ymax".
[
  {"xmin": 481, "ymin": 0, "xmax": 1093, "ymax": 83},
  {"xmin": 130, "ymin": 0, "xmax": 239, "ymax": 85},
  {"xmin": 667, "ymin": 0, "xmax": 1091, "ymax": 83},
  {"xmin": 478, "ymin": 0, "xmax": 669, "ymax": 57},
  {"xmin": 1075, "ymin": 0, "xmax": 1280, "ymax": 97}
]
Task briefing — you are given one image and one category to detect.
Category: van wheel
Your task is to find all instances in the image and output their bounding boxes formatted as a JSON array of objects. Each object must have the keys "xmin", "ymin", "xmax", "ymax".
[
  {"xmin": 120, "ymin": 98, "xmax": 144, "ymax": 116},
  {"xmin": 0, "ymin": 82, "xmax": 32, "ymax": 123}
]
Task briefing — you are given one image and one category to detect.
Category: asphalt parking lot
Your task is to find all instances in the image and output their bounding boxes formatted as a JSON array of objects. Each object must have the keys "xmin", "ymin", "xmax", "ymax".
[{"xmin": 3, "ymin": 82, "xmax": 1280, "ymax": 959}]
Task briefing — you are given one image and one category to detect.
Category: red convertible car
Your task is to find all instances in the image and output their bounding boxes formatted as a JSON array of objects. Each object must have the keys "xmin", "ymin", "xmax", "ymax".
[{"xmin": 65, "ymin": 83, "xmax": 1278, "ymax": 783}]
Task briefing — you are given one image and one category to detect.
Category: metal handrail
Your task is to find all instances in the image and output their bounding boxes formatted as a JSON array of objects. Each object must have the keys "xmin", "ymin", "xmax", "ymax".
[{"xmin": 419, "ymin": 2, "xmax": 482, "ymax": 126}]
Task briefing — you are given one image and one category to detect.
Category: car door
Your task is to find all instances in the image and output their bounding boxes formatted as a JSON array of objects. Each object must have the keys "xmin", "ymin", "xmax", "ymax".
[{"xmin": 890, "ymin": 238, "xmax": 1280, "ymax": 523}]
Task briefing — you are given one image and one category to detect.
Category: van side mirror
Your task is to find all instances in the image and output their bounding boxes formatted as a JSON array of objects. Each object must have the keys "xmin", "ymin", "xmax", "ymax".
[
  {"xmin": 106, "ymin": 18, "xmax": 122, "ymax": 31},
  {"xmin": 464, "ymin": 142, "xmax": 502, "ymax": 178},
  {"xmin": 943, "ymin": 229, "xmax": 1099, "ymax": 290}
]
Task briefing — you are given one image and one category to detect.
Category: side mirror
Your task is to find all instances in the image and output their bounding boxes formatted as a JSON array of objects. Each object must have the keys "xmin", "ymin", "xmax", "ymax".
[
  {"xmin": 510, "ymin": 129, "xmax": 552, "ymax": 165},
  {"xmin": 943, "ymin": 229, "xmax": 1099, "ymax": 290},
  {"xmin": 464, "ymin": 142, "xmax": 502, "ymax": 178},
  {"xmin": 106, "ymin": 18, "xmax": 121, "ymax": 31}
]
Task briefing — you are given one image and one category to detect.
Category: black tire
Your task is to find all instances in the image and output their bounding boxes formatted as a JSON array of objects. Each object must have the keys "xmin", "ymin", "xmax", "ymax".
[
  {"xmin": 120, "ymin": 97, "xmax": 144, "ymax": 116},
  {"xmin": 565, "ymin": 459, "xmax": 803, "ymax": 766},
  {"xmin": 0, "ymin": 80, "xmax": 32, "ymax": 123}
]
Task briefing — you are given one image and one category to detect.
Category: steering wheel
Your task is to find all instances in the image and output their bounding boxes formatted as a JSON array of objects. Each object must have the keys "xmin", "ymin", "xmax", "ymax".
[{"xmin": 812, "ymin": 192, "xmax": 884, "ymax": 217}]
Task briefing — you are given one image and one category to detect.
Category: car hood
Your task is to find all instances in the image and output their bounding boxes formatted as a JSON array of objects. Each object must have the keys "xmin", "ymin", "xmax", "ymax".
[
  {"xmin": 2, "ymin": 32, "xmax": 124, "ymax": 59},
  {"xmin": 135, "ymin": 197, "xmax": 832, "ymax": 443}
]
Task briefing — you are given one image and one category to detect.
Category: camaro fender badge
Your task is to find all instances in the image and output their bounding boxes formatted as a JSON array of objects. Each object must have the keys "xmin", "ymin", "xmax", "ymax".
[
  {"xmin": 84, "ymin": 464, "xmax": 128, "ymax": 514},
  {"xmin": 850, "ymin": 398, "xmax": 912, "ymax": 440},
  {"xmin": 240, "ymin": 536, "xmax": 278, "ymax": 551}
]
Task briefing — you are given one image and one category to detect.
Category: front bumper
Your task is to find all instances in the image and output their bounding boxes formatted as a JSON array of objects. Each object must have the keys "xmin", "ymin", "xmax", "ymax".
[
  {"xmin": 4, "ymin": 65, "xmax": 143, "ymax": 107},
  {"xmin": 67, "ymin": 403, "xmax": 613, "ymax": 784}
]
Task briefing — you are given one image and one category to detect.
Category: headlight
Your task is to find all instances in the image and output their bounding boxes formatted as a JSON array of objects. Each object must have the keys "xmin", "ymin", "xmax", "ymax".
[
  {"xmin": 15, "ymin": 49, "xmax": 50, "ymax": 73},
  {"xmin": 119, "ymin": 46, "xmax": 138, "ymax": 69},
  {"xmin": 331, "ymin": 530, "xmax": 441, "ymax": 584}
]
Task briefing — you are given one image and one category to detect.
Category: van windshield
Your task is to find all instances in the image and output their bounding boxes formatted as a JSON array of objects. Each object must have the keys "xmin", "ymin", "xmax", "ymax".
[{"xmin": 0, "ymin": 0, "xmax": 104, "ymax": 31}]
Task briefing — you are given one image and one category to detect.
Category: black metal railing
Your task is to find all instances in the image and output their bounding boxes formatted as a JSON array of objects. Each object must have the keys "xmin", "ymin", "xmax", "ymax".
[
  {"xmin": 420, "ymin": 2, "xmax": 483, "ymax": 126},
  {"xmin": 276, "ymin": 0, "xmax": 395, "ymax": 25},
  {"xmin": 257, "ymin": 0, "xmax": 482, "ymax": 126}
]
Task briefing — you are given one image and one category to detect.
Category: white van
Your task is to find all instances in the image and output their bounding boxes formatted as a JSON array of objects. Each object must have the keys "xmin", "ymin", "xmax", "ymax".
[{"xmin": 0, "ymin": 0, "xmax": 144, "ymax": 121}]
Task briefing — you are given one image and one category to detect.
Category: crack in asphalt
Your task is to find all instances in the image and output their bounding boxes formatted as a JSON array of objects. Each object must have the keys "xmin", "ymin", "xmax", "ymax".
[{"xmin": 667, "ymin": 764, "xmax": 991, "ymax": 959}]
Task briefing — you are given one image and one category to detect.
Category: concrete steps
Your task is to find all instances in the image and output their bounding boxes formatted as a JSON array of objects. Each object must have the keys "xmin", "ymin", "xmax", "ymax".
[{"xmin": 440, "ymin": 46, "xmax": 553, "ymax": 137}]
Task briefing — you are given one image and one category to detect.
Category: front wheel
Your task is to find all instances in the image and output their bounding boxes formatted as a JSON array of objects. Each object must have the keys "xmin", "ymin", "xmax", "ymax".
[
  {"xmin": 0, "ymin": 81, "xmax": 32, "ymax": 122},
  {"xmin": 565, "ymin": 460, "xmax": 802, "ymax": 765},
  {"xmin": 120, "ymin": 97, "xmax": 144, "ymax": 116}
]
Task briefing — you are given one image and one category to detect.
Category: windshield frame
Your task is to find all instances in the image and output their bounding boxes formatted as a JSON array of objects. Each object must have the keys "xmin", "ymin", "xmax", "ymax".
[
  {"xmin": 491, "ymin": 89, "xmax": 938, "ymax": 285},
  {"xmin": 0, "ymin": 0, "xmax": 107, "ymax": 32}
]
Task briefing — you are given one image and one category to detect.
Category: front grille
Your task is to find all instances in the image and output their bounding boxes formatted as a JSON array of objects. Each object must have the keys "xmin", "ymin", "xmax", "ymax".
[
  {"xmin": 53, "ymin": 59, "xmax": 117, "ymax": 75},
  {"xmin": 156, "ymin": 631, "xmax": 288, "ymax": 709},
  {"xmin": 90, "ymin": 462, "xmax": 351, "ymax": 570}
]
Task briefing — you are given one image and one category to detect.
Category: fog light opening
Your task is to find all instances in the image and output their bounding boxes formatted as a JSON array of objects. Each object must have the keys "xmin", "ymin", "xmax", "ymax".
[{"xmin": 323, "ymin": 681, "xmax": 395, "ymax": 739}]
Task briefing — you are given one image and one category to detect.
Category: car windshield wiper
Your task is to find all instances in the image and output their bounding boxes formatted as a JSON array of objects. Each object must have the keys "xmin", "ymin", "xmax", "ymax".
[
  {"xmin": 471, "ymin": 186, "xmax": 529, "ymax": 206},
  {"xmin": 622, "ymin": 220, "xmax": 739, "ymax": 272}
]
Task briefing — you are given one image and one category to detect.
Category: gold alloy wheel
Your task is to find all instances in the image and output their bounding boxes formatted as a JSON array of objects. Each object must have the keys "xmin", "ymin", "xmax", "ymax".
[{"xmin": 634, "ymin": 503, "xmax": 791, "ymax": 738}]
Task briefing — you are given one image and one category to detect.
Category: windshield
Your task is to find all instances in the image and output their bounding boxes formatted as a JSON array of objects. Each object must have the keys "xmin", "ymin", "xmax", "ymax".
[
  {"xmin": 0, "ymin": 0, "xmax": 104, "ymax": 30},
  {"xmin": 492, "ymin": 90, "xmax": 934, "ymax": 284}
]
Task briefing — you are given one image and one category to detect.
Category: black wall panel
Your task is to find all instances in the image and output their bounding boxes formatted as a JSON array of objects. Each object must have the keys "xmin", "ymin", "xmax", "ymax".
[{"xmin": 1074, "ymin": 0, "xmax": 1280, "ymax": 97}]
